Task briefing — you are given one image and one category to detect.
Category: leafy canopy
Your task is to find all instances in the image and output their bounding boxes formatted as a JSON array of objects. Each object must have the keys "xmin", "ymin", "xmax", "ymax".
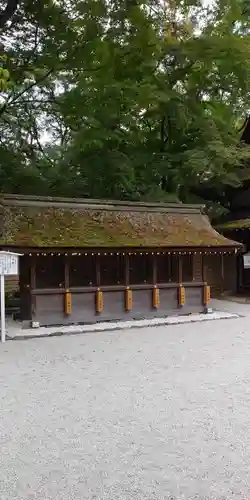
[{"xmin": 0, "ymin": 0, "xmax": 250, "ymax": 210}]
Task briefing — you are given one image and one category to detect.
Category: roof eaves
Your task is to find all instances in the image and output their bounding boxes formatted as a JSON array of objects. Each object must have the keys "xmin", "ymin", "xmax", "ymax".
[
  {"xmin": 0, "ymin": 193, "xmax": 205, "ymax": 215},
  {"xmin": 216, "ymin": 219, "xmax": 250, "ymax": 230}
]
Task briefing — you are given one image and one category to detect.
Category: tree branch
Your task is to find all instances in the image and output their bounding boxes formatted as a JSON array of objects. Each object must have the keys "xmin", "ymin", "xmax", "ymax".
[
  {"xmin": 160, "ymin": 116, "xmax": 169, "ymax": 152},
  {"xmin": 0, "ymin": 68, "xmax": 54, "ymax": 117},
  {"xmin": 0, "ymin": 0, "xmax": 19, "ymax": 29},
  {"xmin": 21, "ymin": 22, "xmax": 40, "ymax": 70}
]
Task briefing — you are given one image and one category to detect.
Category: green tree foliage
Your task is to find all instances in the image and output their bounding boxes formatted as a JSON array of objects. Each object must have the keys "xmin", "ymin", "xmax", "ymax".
[
  {"xmin": 0, "ymin": 0, "xmax": 75, "ymax": 192},
  {"xmin": 0, "ymin": 0, "xmax": 19, "ymax": 29},
  {"xmin": 0, "ymin": 0, "xmax": 250, "ymax": 207}
]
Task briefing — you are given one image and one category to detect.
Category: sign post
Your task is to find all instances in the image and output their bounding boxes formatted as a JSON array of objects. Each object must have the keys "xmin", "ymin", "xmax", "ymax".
[{"xmin": 0, "ymin": 251, "xmax": 22, "ymax": 343}]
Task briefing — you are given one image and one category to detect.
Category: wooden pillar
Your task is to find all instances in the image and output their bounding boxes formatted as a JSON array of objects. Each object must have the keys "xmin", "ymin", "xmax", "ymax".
[
  {"xmin": 20, "ymin": 254, "xmax": 33, "ymax": 321},
  {"xmin": 96, "ymin": 254, "xmax": 101, "ymax": 287},
  {"xmin": 190, "ymin": 253, "xmax": 194, "ymax": 281},
  {"xmin": 193, "ymin": 252, "xmax": 203, "ymax": 282},
  {"xmin": 202, "ymin": 254, "xmax": 206, "ymax": 282},
  {"xmin": 65, "ymin": 254, "xmax": 70, "ymax": 289},
  {"xmin": 221, "ymin": 253, "xmax": 224, "ymax": 293},
  {"xmin": 178, "ymin": 254, "xmax": 183, "ymax": 283},
  {"xmin": 152, "ymin": 254, "xmax": 157, "ymax": 284},
  {"xmin": 30, "ymin": 255, "xmax": 36, "ymax": 318},
  {"xmin": 125, "ymin": 254, "xmax": 130, "ymax": 286},
  {"xmin": 125, "ymin": 253, "xmax": 132, "ymax": 312},
  {"xmin": 30, "ymin": 254, "xmax": 36, "ymax": 290},
  {"xmin": 168, "ymin": 254, "xmax": 171, "ymax": 282},
  {"xmin": 237, "ymin": 254, "xmax": 243, "ymax": 291}
]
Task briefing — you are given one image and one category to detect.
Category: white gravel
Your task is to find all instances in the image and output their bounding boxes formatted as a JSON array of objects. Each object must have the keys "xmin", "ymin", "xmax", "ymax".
[{"xmin": 0, "ymin": 299, "xmax": 250, "ymax": 500}]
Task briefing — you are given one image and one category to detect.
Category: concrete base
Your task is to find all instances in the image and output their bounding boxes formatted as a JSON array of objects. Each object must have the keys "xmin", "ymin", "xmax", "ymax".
[{"xmin": 6, "ymin": 310, "xmax": 239, "ymax": 341}]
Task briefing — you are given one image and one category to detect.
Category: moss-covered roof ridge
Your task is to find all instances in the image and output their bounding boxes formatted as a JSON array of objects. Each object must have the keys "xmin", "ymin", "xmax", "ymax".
[
  {"xmin": 216, "ymin": 219, "xmax": 250, "ymax": 230},
  {"xmin": 0, "ymin": 193, "xmax": 205, "ymax": 213},
  {"xmin": 0, "ymin": 193, "xmax": 240, "ymax": 248}
]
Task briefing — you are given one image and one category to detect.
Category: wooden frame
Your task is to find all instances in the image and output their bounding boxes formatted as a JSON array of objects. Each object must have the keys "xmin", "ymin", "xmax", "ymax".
[
  {"xmin": 17, "ymin": 246, "xmax": 238, "ymax": 326},
  {"xmin": 21, "ymin": 248, "xmax": 236, "ymax": 292},
  {"xmin": 30, "ymin": 251, "xmax": 198, "ymax": 290}
]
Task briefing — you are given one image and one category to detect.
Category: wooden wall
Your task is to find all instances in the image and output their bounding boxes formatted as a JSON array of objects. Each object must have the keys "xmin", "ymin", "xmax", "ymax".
[
  {"xmin": 18, "ymin": 251, "xmax": 209, "ymax": 326},
  {"xmin": 32, "ymin": 284, "xmax": 205, "ymax": 327},
  {"xmin": 5, "ymin": 276, "xmax": 19, "ymax": 295},
  {"xmin": 203, "ymin": 254, "xmax": 237, "ymax": 296},
  {"xmin": 193, "ymin": 253, "xmax": 203, "ymax": 281},
  {"xmin": 18, "ymin": 249, "xmax": 237, "ymax": 326}
]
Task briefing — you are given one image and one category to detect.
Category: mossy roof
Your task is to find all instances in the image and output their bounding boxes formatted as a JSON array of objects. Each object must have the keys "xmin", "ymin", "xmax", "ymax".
[
  {"xmin": 0, "ymin": 194, "xmax": 240, "ymax": 248},
  {"xmin": 216, "ymin": 219, "xmax": 250, "ymax": 230}
]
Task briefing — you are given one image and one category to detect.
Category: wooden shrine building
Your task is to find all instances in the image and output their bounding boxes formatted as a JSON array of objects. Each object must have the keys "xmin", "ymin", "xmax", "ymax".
[{"xmin": 0, "ymin": 194, "xmax": 240, "ymax": 327}]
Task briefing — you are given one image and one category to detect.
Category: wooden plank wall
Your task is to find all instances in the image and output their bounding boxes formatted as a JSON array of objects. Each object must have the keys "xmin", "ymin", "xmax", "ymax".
[
  {"xmin": 5, "ymin": 276, "xmax": 19, "ymax": 295},
  {"xmin": 193, "ymin": 253, "xmax": 203, "ymax": 281},
  {"xmin": 204, "ymin": 254, "xmax": 237, "ymax": 296},
  {"xmin": 32, "ymin": 285, "xmax": 204, "ymax": 326},
  {"xmin": 223, "ymin": 255, "xmax": 237, "ymax": 294},
  {"xmin": 203, "ymin": 255, "xmax": 222, "ymax": 296}
]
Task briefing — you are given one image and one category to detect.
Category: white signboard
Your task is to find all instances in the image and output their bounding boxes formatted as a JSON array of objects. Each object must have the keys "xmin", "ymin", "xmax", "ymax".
[
  {"xmin": 0, "ymin": 252, "xmax": 19, "ymax": 275},
  {"xmin": 0, "ymin": 251, "xmax": 22, "ymax": 344},
  {"xmin": 243, "ymin": 254, "xmax": 250, "ymax": 269}
]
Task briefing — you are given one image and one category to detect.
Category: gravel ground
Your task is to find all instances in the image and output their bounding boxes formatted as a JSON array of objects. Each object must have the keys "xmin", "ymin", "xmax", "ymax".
[{"xmin": 1, "ymin": 300, "xmax": 250, "ymax": 500}]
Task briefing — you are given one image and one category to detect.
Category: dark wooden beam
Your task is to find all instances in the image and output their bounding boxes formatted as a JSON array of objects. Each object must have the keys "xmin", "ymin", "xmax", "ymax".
[
  {"xmin": 202, "ymin": 254, "xmax": 205, "ymax": 282},
  {"xmin": 152, "ymin": 254, "xmax": 157, "ymax": 284},
  {"xmin": 30, "ymin": 255, "xmax": 36, "ymax": 290},
  {"xmin": 168, "ymin": 254, "xmax": 171, "ymax": 282},
  {"xmin": 125, "ymin": 254, "xmax": 129, "ymax": 286},
  {"xmin": 178, "ymin": 256, "xmax": 182, "ymax": 283},
  {"xmin": 96, "ymin": 254, "xmax": 100, "ymax": 287},
  {"xmin": 31, "ymin": 281, "xmax": 205, "ymax": 295},
  {"xmin": 65, "ymin": 254, "xmax": 70, "ymax": 289},
  {"xmin": 0, "ymin": 245, "xmax": 241, "ymax": 255},
  {"xmin": 30, "ymin": 255, "xmax": 36, "ymax": 318},
  {"xmin": 191, "ymin": 254, "xmax": 195, "ymax": 281},
  {"xmin": 220, "ymin": 254, "xmax": 224, "ymax": 293}
]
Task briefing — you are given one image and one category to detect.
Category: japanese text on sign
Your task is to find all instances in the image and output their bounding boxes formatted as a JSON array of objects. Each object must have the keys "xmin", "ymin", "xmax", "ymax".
[{"xmin": 0, "ymin": 253, "xmax": 19, "ymax": 275}]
